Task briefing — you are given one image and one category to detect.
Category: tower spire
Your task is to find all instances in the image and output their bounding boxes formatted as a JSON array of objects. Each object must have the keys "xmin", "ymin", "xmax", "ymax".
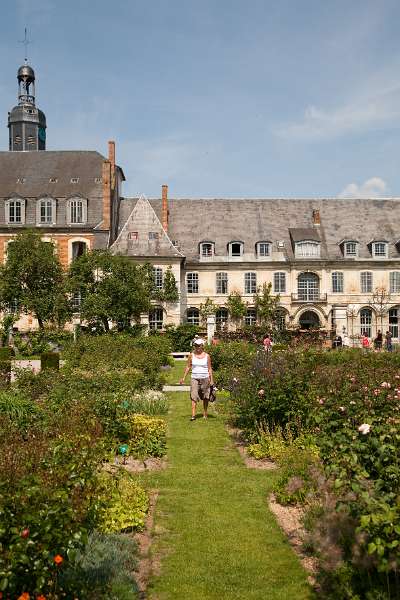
[{"xmin": 19, "ymin": 28, "xmax": 32, "ymax": 65}]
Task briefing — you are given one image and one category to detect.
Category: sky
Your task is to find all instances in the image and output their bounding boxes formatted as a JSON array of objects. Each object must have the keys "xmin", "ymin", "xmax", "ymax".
[{"xmin": 1, "ymin": 0, "xmax": 400, "ymax": 198}]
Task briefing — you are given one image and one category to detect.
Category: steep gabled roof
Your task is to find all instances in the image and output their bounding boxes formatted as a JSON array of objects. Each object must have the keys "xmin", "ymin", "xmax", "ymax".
[{"xmin": 111, "ymin": 195, "xmax": 183, "ymax": 259}]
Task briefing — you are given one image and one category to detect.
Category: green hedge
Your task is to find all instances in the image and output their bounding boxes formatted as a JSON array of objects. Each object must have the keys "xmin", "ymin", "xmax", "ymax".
[{"xmin": 41, "ymin": 351, "xmax": 60, "ymax": 371}]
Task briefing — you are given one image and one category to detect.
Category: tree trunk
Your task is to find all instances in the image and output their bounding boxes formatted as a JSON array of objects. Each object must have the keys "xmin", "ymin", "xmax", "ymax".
[
  {"xmin": 37, "ymin": 315, "xmax": 44, "ymax": 329},
  {"xmin": 102, "ymin": 317, "xmax": 110, "ymax": 332}
]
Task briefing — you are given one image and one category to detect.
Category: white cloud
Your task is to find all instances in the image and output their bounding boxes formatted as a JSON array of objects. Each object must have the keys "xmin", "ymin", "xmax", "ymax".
[{"xmin": 338, "ymin": 177, "xmax": 388, "ymax": 199}]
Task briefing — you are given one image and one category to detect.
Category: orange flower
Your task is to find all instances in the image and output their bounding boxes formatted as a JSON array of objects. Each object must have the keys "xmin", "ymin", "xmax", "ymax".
[
  {"xmin": 53, "ymin": 554, "xmax": 63, "ymax": 565},
  {"xmin": 17, "ymin": 593, "xmax": 30, "ymax": 600},
  {"xmin": 37, "ymin": 596, "xmax": 46, "ymax": 600}
]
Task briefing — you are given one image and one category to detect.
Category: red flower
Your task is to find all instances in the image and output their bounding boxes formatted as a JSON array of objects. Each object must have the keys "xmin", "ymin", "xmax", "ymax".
[
  {"xmin": 53, "ymin": 554, "xmax": 63, "ymax": 565},
  {"xmin": 17, "ymin": 593, "xmax": 30, "ymax": 600},
  {"xmin": 21, "ymin": 528, "xmax": 30, "ymax": 539},
  {"xmin": 37, "ymin": 595, "xmax": 46, "ymax": 600}
]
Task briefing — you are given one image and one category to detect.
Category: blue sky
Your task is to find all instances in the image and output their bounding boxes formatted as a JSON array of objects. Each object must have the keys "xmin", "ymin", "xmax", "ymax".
[{"xmin": 1, "ymin": 0, "xmax": 400, "ymax": 198}]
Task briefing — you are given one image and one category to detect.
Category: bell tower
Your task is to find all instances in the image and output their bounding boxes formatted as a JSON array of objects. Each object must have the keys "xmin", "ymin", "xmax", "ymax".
[{"xmin": 8, "ymin": 62, "xmax": 47, "ymax": 151}]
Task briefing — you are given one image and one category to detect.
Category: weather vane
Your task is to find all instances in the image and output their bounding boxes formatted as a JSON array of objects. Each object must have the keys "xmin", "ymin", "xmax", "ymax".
[{"xmin": 19, "ymin": 28, "xmax": 32, "ymax": 64}]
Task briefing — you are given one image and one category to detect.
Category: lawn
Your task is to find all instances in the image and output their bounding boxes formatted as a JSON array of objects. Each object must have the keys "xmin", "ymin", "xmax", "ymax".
[
  {"xmin": 145, "ymin": 392, "xmax": 313, "ymax": 600},
  {"xmin": 163, "ymin": 359, "xmax": 187, "ymax": 384}
]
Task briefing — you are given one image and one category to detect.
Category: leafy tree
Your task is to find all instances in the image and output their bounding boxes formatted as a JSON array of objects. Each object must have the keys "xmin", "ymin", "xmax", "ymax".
[
  {"xmin": 226, "ymin": 292, "xmax": 247, "ymax": 326},
  {"xmin": 68, "ymin": 251, "xmax": 152, "ymax": 331},
  {"xmin": 199, "ymin": 297, "xmax": 217, "ymax": 324},
  {"xmin": 253, "ymin": 282, "xmax": 280, "ymax": 328},
  {"xmin": 0, "ymin": 230, "xmax": 70, "ymax": 329},
  {"xmin": 162, "ymin": 266, "xmax": 179, "ymax": 303}
]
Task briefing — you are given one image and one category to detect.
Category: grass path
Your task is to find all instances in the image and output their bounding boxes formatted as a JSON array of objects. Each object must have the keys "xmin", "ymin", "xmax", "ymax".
[{"xmin": 145, "ymin": 393, "xmax": 313, "ymax": 600}]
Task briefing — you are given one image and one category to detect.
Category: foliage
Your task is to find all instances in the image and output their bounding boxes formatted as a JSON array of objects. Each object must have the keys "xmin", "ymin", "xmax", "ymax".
[
  {"xmin": 164, "ymin": 323, "xmax": 200, "ymax": 351},
  {"xmin": 41, "ymin": 351, "xmax": 60, "ymax": 371},
  {"xmin": 0, "ymin": 230, "xmax": 70, "ymax": 328},
  {"xmin": 0, "ymin": 313, "xmax": 17, "ymax": 346},
  {"xmin": 253, "ymin": 282, "xmax": 280, "ymax": 327},
  {"xmin": 153, "ymin": 265, "xmax": 179, "ymax": 303},
  {"xmin": 124, "ymin": 389, "xmax": 168, "ymax": 415},
  {"xmin": 226, "ymin": 291, "xmax": 247, "ymax": 323},
  {"xmin": 222, "ymin": 345, "xmax": 400, "ymax": 599},
  {"xmin": 199, "ymin": 297, "xmax": 217, "ymax": 323},
  {"xmin": 126, "ymin": 414, "xmax": 167, "ymax": 458},
  {"xmin": 98, "ymin": 471, "xmax": 149, "ymax": 533},
  {"xmin": 68, "ymin": 250, "xmax": 153, "ymax": 331},
  {"xmin": 13, "ymin": 329, "xmax": 73, "ymax": 357},
  {"xmin": 215, "ymin": 324, "xmax": 292, "ymax": 344},
  {"xmin": 61, "ymin": 531, "xmax": 139, "ymax": 599},
  {"xmin": 206, "ymin": 340, "xmax": 256, "ymax": 388}
]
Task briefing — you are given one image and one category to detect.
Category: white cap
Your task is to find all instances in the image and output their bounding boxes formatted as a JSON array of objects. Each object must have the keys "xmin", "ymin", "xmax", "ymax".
[{"xmin": 193, "ymin": 338, "xmax": 206, "ymax": 345}]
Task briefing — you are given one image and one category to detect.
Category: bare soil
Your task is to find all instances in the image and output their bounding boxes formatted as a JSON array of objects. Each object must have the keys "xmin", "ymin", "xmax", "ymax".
[
  {"xmin": 135, "ymin": 490, "xmax": 159, "ymax": 599},
  {"xmin": 269, "ymin": 494, "xmax": 318, "ymax": 585},
  {"xmin": 104, "ymin": 456, "xmax": 168, "ymax": 474},
  {"xmin": 226, "ymin": 425, "xmax": 277, "ymax": 470}
]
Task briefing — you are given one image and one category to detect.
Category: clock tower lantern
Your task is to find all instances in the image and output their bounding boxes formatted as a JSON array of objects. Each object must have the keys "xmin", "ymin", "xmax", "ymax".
[{"xmin": 8, "ymin": 62, "xmax": 47, "ymax": 151}]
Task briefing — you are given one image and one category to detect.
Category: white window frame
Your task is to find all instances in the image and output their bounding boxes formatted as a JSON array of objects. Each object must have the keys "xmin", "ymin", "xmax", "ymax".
[
  {"xmin": 67, "ymin": 197, "xmax": 87, "ymax": 225},
  {"xmin": 200, "ymin": 242, "xmax": 214, "ymax": 258},
  {"xmin": 187, "ymin": 272, "xmax": 199, "ymax": 294},
  {"xmin": 37, "ymin": 197, "xmax": 56, "ymax": 225},
  {"xmin": 360, "ymin": 271, "xmax": 373, "ymax": 293},
  {"xmin": 216, "ymin": 272, "xmax": 228, "ymax": 294},
  {"xmin": 244, "ymin": 308, "xmax": 257, "ymax": 326},
  {"xmin": 149, "ymin": 307, "xmax": 163, "ymax": 330},
  {"xmin": 360, "ymin": 308, "xmax": 372, "ymax": 337},
  {"xmin": 344, "ymin": 241, "xmax": 358, "ymax": 257},
  {"xmin": 332, "ymin": 271, "xmax": 344, "ymax": 293},
  {"xmin": 257, "ymin": 242, "xmax": 271, "ymax": 258},
  {"xmin": 390, "ymin": 272, "xmax": 400, "ymax": 293},
  {"xmin": 228, "ymin": 241, "xmax": 244, "ymax": 258},
  {"xmin": 153, "ymin": 267, "xmax": 163, "ymax": 290},
  {"xmin": 274, "ymin": 272, "xmax": 286, "ymax": 293},
  {"xmin": 244, "ymin": 272, "xmax": 257, "ymax": 294},
  {"xmin": 216, "ymin": 308, "xmax": 229, "ymax": 329},
  {"xmin": 5, "ymin": 198, "xmax": 25, "ymax": 225},
  {"xmin": 67, "ymin": 237, "xmax": 90, "ymax": 264},
  {"xmin": 295, "ymin": 240, "xmax": 320, "ymax": 258},
  {"xmin": 372, "ymin": 241, "xmax": 388, "ymax": 258}
]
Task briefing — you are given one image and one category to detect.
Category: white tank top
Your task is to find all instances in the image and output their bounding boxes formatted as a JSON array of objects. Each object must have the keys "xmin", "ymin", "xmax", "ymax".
[{"xmin": 191, "ymin": 353, "xmax": 209, "ymax": 379}]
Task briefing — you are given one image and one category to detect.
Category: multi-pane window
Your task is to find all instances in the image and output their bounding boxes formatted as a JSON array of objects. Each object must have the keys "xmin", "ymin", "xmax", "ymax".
[
  {"xmin": 275, "ymin": 309, "xmax": 286, "ymax": 331},
  {"xmin": 360, "ymin": 272, "xmax": 373, "ymax": 293},
  {"xmin": 295, "ymin": 241, "xmax": 320, "ymax": 258},
  {"xmin": 148, "ymin": 232, "xmax": 159, "ymax": 240},
  {"xmin": 72, "ymin": 290, "xmax": 82, "ymax": 310},
  {"xmin": 257, "ymin": 242, "xmax": 270, "ymax": 257},
  {"xmin": 390, "ymin": 272, "xmax": 400, "ymax": 293},
  {"xmin": 244, "ymin": 272, "xmax": 257, "ymax": 294},
  {"xmin": 153, "ymin": 267, "xmax": 163, "ymax": 290},
  {"xmin": 216, "ymin": 272, "xmax": 228, "ymax": 294},
  {"xmin": 332, "ymin": 272, "xmax": 344, "ymax": 293},
  {"xmin": 373, "ymin": 242, "xmax": 388, "ymax": 258},
  {"xmin": 187, "ymin": 308, "xmax": 200, "ymax": 325},
  {"xmin": 200, "ymin": 242, "xmax": 213, "ymax": 257},
  {"xmin": 229, "ymin": 242, "xmax": 243, "ymax": 257},
  {"xmin": 216, "ymin": 308, "xmax": 228, "ymax": 329},
  {"xmin": 7, "ymin": 199, "xmax": 24, "ymax": 224},
  {"xmin": 274, "ymin": 272, "xmax": 286, "ymax": 293},
  {"xmin": 244, "ymin": 308, "xmax": 256, "ymax": 326},
  {"xmin": 39, "ymin": 199, "xmax": 53, "ymax": 223},
  {"xmin": 187, "ymin": 272, "xmax": 199, "ymax": 294},
  {"xmin": 298, "ymin": 273, "xmax": 320, "ymax": 301},
  {"xmin": 389, "ymin": 308, "xmax": 399, "ymax": 339},
  {"xmin": 360, "ymin": 308, "xmax": 372, "ymax": 337},
  {"xmin": 149, "ymin": 307, "xmax": 163, "ymax": 330},
  {"xmin": 70, "ymin": 199, "xmax": 84, "ymax": 224},
  {"xmin": 344, "ymin": 241, "xmax": 358, "ymax": 257}
]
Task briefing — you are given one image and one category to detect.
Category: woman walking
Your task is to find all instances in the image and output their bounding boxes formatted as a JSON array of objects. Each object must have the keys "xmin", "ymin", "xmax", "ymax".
[{"xmin": 180, "ymin": 338, "xmax": 214, "ymax": 421}]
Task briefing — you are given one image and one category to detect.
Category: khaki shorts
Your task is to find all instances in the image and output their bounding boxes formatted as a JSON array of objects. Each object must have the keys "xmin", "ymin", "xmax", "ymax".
[{"xmin": 191, "ymin": 377, "xmax": 210, "ymax": 402}]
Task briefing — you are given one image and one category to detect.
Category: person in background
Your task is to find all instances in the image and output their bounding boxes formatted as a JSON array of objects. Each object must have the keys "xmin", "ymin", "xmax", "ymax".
[
  {"xmin": 374, "ymin": 330, "xmax": 383, "ymax": 351},
  {"xmin": 332, "ymin": 334, "xmax": 343, "ymax": 349},
  {"xmin": 385, "ymin": 330, "xmax": 393, "ymax": 352},
  {"xmin": 263, "ymin": 333, "xmax": 273, "ymax": 353},
  {"xmin": 342, "ymin": 332, "xmax": 351, "ymax": 348},
  {"xmin": 361, "ymin": 333, "xmax": 370, "ymax": 351},
  {"xmin": 180, "ymin": 338, "xmax": 214, "ymax": 421}
]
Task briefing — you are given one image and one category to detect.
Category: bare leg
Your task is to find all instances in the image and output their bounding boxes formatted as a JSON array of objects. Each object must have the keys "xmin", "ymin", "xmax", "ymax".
[
  {"xmin": 203, "ymin": 398, "xmax": 209, "ymax": 418},
  {"xmin": 191, "ymin": 400, "xmax": 196, "ymax": 418}
]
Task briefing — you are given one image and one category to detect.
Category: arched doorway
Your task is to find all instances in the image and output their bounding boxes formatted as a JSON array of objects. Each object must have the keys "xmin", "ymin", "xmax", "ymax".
[
  {"xmin": 299, "ymin": 310, "xmax": 320, "ymax": 330},
  {"xmin": 298, "ymin": 272, "xmax": 320, "ymax": 301}
]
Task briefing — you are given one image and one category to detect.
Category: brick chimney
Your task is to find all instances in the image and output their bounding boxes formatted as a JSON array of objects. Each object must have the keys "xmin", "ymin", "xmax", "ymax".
[
  {"xmin": 102, "ymin": 159, "xmax": 112, "ymax": 230},
  {"xmin": 312, "ymin": 209, "xmax": 321, "ymax": 226},
  {"xmin": 162, "ymin": 184, "xmax": 168, "ymax": 232},
  {"xmin": 108, "ymin": 140, "xmax": 116, "ymax": 190}
]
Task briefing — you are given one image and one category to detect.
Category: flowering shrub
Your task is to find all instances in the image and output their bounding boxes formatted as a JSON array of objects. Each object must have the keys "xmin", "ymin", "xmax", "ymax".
[
  {"xmin": 98, "ymin": 471, "xmax": 149, "ymax": 533},
  {"xmin": 221, "ymin": 345, "xmax": 400, "ymax": 599},
  {"xmin": 126, "ymin": 414, "xmax": 167, "ymax": 458}
]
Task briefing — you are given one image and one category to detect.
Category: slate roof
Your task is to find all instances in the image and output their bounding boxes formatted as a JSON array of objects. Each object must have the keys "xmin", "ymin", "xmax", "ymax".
[
  {"xmin": 134, "ymin": 197, "xmax": 400, "ymax": 262},
  {"xmin": 0, "ymin": 151, "xmax": 105, "ymax": 197}
]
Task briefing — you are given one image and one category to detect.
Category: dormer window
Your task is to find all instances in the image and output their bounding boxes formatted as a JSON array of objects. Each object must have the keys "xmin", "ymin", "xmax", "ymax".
[
  {"xmin": 344, "ymin": 241, "xmax": 358, "ymax": 257},
  {"xmin": 5, "ymin": 198, "xmax": 25, "ymax": 225},
  {"xmin": 37, "ymin": 197, "xmax": 56, "ymax": 225},
  {"xmin": 372, "ymin": 241, "xmax": 388, "ymax": 258},
  {"xmin": 67, "ymin": 197, "xmax": 87, "ymax": 225},
  {"xmin": 200, "ymin": 242, "xmax": 214, "ymax": 258},
  {"xmin": 228, "ymin": 241, "xmax": 243, "ymax": 257},
  {"xmin": 256, "ymin": 242, "xmax": 271, "ymax": 257},
  {"xmin": 295, "ymin": 240, "xmax": 320, "ymax": 258}
]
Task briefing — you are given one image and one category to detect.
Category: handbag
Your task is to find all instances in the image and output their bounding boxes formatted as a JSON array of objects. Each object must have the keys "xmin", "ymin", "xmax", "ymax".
[{"xmin": 209, "ymin": 384, "xmax": 217, "ymax": 403}]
